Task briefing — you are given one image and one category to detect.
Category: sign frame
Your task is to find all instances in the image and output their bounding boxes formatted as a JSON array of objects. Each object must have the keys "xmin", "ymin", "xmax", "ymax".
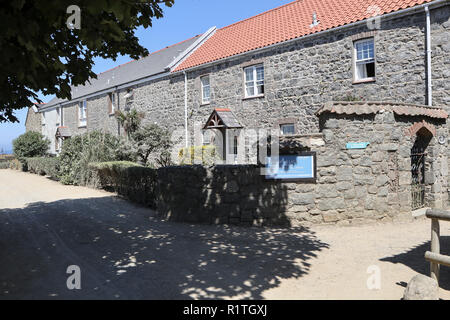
[{"xmin": 265, "ymin": 151, "xmax": 317, "ymax": 183}]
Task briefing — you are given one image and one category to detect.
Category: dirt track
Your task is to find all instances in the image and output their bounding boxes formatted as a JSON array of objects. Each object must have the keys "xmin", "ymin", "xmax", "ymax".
[{"xmin": 1, "ymin": 169, "xmax": 449, "ymax": 299}]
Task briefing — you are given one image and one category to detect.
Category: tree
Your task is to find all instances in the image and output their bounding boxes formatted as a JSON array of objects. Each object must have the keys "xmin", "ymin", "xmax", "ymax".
[
  {"xmin": 13, "ymin": 131, "xmax": 50, "ymax": 160},
  {"xmin": 131, "ymin": 123, "xmax": 172, "ymax": 166},
  {"xmin": 0, "ymin": 0, "xmax": 174, "ymax": 123},
  {"xmin": 115, "ymin": 109, "xmax": 145, "ymax": 139}
]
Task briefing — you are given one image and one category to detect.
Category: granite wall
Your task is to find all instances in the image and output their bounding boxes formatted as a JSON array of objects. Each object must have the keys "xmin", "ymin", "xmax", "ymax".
[
  {"xmin": 25, "ymin": 107, "xmax": 41, "ymax": 133},
  {"xmin": 155, "ymin": 110, "xmax": 449, "ymax": 226}
]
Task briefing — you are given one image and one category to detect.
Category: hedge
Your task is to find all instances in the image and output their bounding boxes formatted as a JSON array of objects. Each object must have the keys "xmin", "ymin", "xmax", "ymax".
[
  {"xmin": 89, "ymin": 161, "xmax": 157, "ymax": 207},
  {"xmin": 26, "ymin": 157, "xmax": 60, "ymax": 179}
]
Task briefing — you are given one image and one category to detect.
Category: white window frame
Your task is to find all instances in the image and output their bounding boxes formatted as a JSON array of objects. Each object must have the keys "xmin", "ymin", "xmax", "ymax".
[
  {"xmin": 244, "ymin": 64, "xmax": 264, "ymax": 98},
  {"xmin": 109, "ymin": 92, "xmax": 116, "ymax": 114},
  {"xmin": 280, "ymin": 123, "xmax": 295, "ymax": 136},
  {"xmin": 354, "ymin": 38, "xmax": 376, "ymax": 82},
  {"xmin": 201, "ymin": 75, "xmax": 211, "ymax": 104},
  {"xmin": 79, "ymin": 100, "xmax": 87, "ymax": 127},
  {"xmin": 41, "ymin": 112, "xmax": 46, "ymax": 127}
]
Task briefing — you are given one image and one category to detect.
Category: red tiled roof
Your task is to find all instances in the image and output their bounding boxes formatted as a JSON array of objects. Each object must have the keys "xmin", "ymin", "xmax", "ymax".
[
  {"xmin": 316, "ymin": 101, "xmax": 448, "ymax": 119},
  {"xmin": 174, "ymin": 0, "xmax": 433, "ymax": 71}
]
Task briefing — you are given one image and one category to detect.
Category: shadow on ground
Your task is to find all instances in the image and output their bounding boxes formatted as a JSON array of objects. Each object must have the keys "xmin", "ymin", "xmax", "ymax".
[
  {"xmin": 380, "ymin": 236, "xmax": 450, "ymax": 291},
  {"xmin": 0, "ymin": 196, "xmax": 329, "ymax": 299}
]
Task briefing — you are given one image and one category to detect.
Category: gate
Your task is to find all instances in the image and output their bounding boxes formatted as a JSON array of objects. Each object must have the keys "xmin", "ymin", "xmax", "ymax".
[{"xmin": 411, "ymin": 145, "xmax": 426, "ymax": 210}]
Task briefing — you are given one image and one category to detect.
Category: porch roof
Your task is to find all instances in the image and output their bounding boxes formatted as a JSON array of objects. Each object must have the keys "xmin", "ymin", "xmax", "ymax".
[
  {"xmin": 204, "ymin": 108, "xmax": 243, "ymax": 129},
  {"xmin": 55, "ymin": 126, "xmax": 72, "ymax": 138}
]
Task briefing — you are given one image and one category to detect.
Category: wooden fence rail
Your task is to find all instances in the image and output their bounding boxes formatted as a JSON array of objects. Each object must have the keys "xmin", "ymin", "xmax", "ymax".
[{"xmin": 425, "ymin": 209, "xmax": 450, "ymax": 283}]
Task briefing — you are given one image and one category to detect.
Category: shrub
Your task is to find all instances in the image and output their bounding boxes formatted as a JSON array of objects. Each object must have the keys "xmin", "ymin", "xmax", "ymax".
[
  {"xmin": 8, "ymin": 158, "xmax": 23, "ymax": 171},
  {"xmin": 0, "ymin": 154, "xmax": 15, "ymax": 169},
  {"xmin": 13, "ymin": 131, "xmax": 49, "ymax": 161},
  {"xmin": 58, "ymin": 131, "xmax": 131, "ymax": 186},
  {"xmin": 131, "ymin": 123, "xmax": 173, "ymax": 167},
  {"xmin": 26, "ymin": 157, "xmax": 60, "ymax": 179},
  {"xmin": 179, "ymin": 145, "xmax": 219, "ymax": 166},
  {"xmin": 89, "ymin": 161, "xmax": 157, "ymax": 207}
]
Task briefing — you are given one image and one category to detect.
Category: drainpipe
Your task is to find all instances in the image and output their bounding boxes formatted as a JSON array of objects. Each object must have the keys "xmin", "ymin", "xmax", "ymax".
[
  {"xmin": 425, "ymin": 5, "xmax": 432, "ymax": 107},
  {"xmin": 184, "ymin": 71, "xmax": 188, "ymax": 148}
]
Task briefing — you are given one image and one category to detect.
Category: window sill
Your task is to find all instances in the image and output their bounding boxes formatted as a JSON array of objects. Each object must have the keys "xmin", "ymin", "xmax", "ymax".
[
  {"xmin": 78, "ymin": 124, "xmax": 87, "ymax": 128},
  {"xmin": 109, "ymin": 113, "xmax": 116, "ymax": 117},
  {"xmin": 201, "ymin": 102, "xmax": 211, "ymax": 106},
  {"xmin": 242, "ymin": 94, "xmax": 264, "ymax": 101},
  {"xmin": 353, "ymin": 78, "xmax": 376, "ymax": 85}
]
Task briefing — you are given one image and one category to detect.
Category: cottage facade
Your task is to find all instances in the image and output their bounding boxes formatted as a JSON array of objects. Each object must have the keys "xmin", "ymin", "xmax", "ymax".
[
  {"xmin": 32, "ymin": 1, "xmax": 450, "ymax": 157},
  {"xmin": 26, "ymin": 0, "xmax": 450, "ymax": 223}
]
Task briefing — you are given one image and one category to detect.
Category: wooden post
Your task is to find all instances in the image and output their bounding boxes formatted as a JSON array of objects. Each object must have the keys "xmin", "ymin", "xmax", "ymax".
[{"xmin": 430, "ymin": 218, "xmax": 440, "ymax": 282}]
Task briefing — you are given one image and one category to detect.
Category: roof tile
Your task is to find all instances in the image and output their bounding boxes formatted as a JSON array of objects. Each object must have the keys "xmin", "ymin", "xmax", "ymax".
[{"xmin": 174, "ymin": 0, "xmax": 433, "ymax": 71}]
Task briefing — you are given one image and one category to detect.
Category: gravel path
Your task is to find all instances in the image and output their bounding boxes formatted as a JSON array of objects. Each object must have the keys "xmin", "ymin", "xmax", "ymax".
[{"xmin": 0, "ymin": 169, "xmax": 449, "ymax": 300}]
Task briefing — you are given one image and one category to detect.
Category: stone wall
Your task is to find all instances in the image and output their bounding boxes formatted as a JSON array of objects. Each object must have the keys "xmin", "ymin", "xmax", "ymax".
[
  {"xmin": 63, "ymin": 101, "xmax": 87, "ymax": 136},
  {"xmin": 154, "ymin": 110, "xmax": 449, "ymax": 226},
  {"xmin": 85, "ymin": 94, "xmax": 119, "ymax": 135},
  {"xmin": 25, "ymin": 107, "xmax": 41, "ymax": 133}
]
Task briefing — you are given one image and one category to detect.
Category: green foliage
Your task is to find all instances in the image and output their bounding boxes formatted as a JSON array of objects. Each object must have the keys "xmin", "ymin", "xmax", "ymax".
[
  {"xmin": 13, "ymin": 131, "xmax": 50, "ymax": 161},
  {"xmin": 58, "ymin": 130, "xmax": 131, "ymax": 185},
  {"xmin": 89, "ymin": 161, "xmax": 157, "ymax": 207},
  {"xmin": 0, "ymin": 0, "xmax": 174, "ymax": 123},
  {"xmin": 114, "ymin": 109, "xmax": 145, "ymax": 139},
  {"xmin": 131, "ymin": 123, "xmax": 173, "ymax": 166},
  {"xmin": 0, "ymin": 162, "xmax": 9, "ymax": 169},
  {"xmin": 179, "ymin": 145, "xmax": 219, "ymax": 166},
  {"xmin": 26, "ymin": 157, "xmax": 60, "ymax": 179}
]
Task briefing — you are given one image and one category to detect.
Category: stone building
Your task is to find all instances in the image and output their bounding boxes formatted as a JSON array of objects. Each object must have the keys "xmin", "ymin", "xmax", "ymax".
[
  {"xmin": 25, "ymin": 0, "xmax": 450, "ymax": 224},
  {"xmin": 24, "ymin": 105, "xmax": 41, "ymax": 133}
]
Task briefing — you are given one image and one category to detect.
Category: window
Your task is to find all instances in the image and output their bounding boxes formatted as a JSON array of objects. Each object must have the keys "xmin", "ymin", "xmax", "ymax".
[
  {"xmin": 41, "ymin": 112, "xmax": 46, "ymax": 126},
  {"xmin": 354, "ymin": 38, "xmax": 375, "ymax": 82},
  {"xmin": 201, "ymin": 75, "xmax": 210, "ymax": 104},
  {"xmin": 244, "ymin": 65, "xmax": 264, "ymax": 97},
  {"xmin": 232, "ymin": 136, "xmax": 238, "ymax": 155},
  {"xmin": 108, "ymin": 93, "xmax": 116, "ymax": 114},
  {"xmin": 79, "ymin": 100, "xmax": 87, "ymax": 127},
  {"xmin": 280, "ymin": 123, "xmax": 295, "ymax": 136},
  {"xmin": 227, "ymin": 133, "xmax": 239, "ymax": 164}
]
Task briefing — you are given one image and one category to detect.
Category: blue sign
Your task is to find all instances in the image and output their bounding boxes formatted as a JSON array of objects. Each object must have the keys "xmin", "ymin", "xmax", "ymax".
[
  {"xmin": 266, "ymin": 154, "xmax": 316, "ymax": 180},
  {"xmin": 346, "ymin": 142, "xmax": 370, "ymax": 149}
]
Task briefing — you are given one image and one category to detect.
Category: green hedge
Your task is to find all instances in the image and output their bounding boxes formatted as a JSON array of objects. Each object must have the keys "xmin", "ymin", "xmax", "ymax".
[
  {"xmin": 26, "ymin": 157, "xmax": 60, "ymax": 179},
  {"xmin": 89, "ymin": 161, "xmax": 157, "ymax": 207}
]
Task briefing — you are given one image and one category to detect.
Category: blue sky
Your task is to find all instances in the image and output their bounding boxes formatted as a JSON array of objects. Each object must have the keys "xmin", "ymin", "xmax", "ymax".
[{"xmin": 0, "ymin": 0, "xmax": 293, "ymax": 153}]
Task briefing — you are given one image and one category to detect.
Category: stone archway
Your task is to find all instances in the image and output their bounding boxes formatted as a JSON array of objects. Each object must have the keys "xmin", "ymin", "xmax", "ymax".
[{"xmin": 410, "ymin": 126, "xmax": 433, "ymax": 210}]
